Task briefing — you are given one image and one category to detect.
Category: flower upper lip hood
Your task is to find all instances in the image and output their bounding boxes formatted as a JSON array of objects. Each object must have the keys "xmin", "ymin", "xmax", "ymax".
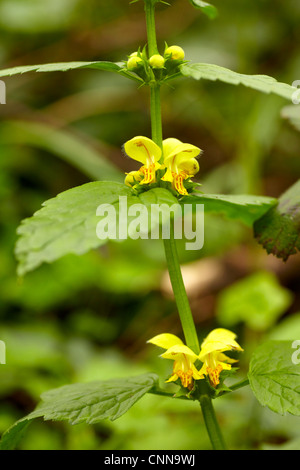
[
  {"xmin": 199, "ymin": 328, "xmax": 243, "ymax": 387},
  {"xmin": 123, "ymin": 136, "xmax": 162, "ymax": 185},
  {"xmin": 199, "ymin": 328, "xmax": 243, "ymax": 359},
  {"xmin": 162, "ymin": 138, "xmax": 201, "ymax": 195}
]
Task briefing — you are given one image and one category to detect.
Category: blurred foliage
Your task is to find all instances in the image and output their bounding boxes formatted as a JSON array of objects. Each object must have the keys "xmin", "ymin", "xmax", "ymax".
[
  {"xmin": 216, "ymin": 271, "xmax": 293, "ymax": 331},
  {"xmin": 0, "ymin": 0, "xmax": 299, "ymax": 450}
]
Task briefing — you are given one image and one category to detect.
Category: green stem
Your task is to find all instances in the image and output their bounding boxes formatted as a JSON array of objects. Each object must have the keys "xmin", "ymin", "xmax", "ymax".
[
  {"xmin": 145, "ymin": 2, "xmax": 162, "ymax": 148},
  {"xmin": 149, "ymin": 388, "xmax": 189, "ymax": 400},
  {"xmin": 199, "ymin": 384, "xmax": 227, "ymax": 450},
  {"xmin": 143, "ymin": 0, "xmax": 226, "ymax": 450},
  {"xmin": 145, "ymin": 0, "xmax": 159, "ymax": 56},
  {"xmin": 145, "ymin": 2, "xmax": 198, "ymax": 352},
  {"xmin": 216, "ymin": 378, "xmax": 250, "ymax": 398},
  {"xmin": 229, "ymin": 378, "xmax": 249, "ymax": 391},
  {"xmin": 150, "ymin": 84, "xmax": 163, "ymax": 148},
  {"xmin": 163, "ymin": 228, "xmax": 200, "ymax": 354}
]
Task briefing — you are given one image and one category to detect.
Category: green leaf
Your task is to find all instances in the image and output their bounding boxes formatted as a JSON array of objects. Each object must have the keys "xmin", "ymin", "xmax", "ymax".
[
  {"xmin": 32, "ymin": 373, "xmax": 159, "ymax": 423},
  {"xmin": 189, "ymin": 0, "xmax": 218, "ymax": 19},
  {"xmin": 0, "ymin": 120, "xmax": 123, "ymax": 182},
  {"xmin": 254, "ymin": 180, "xmax": 300, "ymax": 261},
  {"xmin": 183, "ymin": 193, "xmax": 277, "ymax": 226},
  {"xmin": 0, "ymin": 373, "xmax": 158, "ymax": 450},
  {"xmin": 0, "ymin": 420, "xmax": 31, "ymax": 451},
  {"xmin": 0, "ymin": 61, "xmax": 122, "ymax": 78},
  {"xmin": 216, "ymin": 271, "xmax": 293, "ymax": 331},
  {"xmin": 281, "ymin": 105, "xmax": 300, "ymax": 132},
  {"xmin": 15, "ymin": 183, "xmax": 180, "ymax": 276},
  {"xmin": 248, "ymin": 341, "xmax": 300, "ymax": 416},
  {"xmin": 16, "ymin": 181, "xmax": 128, "ymax": 276},
  {"xmin": 181, "ymin": 63, "xmax": 296, "ymax": 100}
]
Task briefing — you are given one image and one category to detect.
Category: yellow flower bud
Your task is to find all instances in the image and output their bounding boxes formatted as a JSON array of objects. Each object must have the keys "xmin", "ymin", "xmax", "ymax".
[
  {"xmin": 127, "ymin": 56, "xmax": 143, "ymax": 70},
  {"xmin": 149, "ymin": 54, "xmax": 165, "ymax": 69},
  {"xmin": 125, "ymin": 170, "xmax": 143, "ymax": 187},
  {"xmin": 165, "ymin": 45, "xmax": 185, "ymax": 61},
  {"xmin": 129, "ymin": 52, "xmax": 138, "ymax": 57}
]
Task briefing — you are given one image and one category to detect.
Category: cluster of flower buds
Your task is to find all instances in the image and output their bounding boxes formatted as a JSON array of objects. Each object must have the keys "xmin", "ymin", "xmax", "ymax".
[{"xmin": 125, "ymin": 45, "xmax": 185, "ymax": 83}]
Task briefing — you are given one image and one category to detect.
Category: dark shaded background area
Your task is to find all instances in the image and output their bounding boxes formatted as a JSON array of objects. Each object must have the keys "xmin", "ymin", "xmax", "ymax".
[{"xmin": 0, "ymin": 0, "xmax": 299, "ymax": 449}]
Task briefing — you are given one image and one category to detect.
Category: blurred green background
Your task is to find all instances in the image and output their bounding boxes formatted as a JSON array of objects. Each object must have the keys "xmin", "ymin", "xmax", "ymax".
[{"xmin": 0, "ymin": 0, "xmax": 300, "ymax": 450}]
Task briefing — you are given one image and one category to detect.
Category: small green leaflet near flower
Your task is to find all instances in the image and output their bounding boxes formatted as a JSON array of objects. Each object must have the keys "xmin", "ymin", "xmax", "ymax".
[
  {"xmin": 0, "ymin": 374, "xmax": 159, "ymax": 450},
  {"xmin": 248, "ymin": 341, "xmax": 300, "ymax": 416}
]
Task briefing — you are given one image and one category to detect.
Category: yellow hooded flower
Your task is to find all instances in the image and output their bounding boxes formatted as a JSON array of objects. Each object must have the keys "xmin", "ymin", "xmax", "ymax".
[
  {"xmin": 148, "ymin": 333, "xmax": 204, "ymax": 389},
  {"xmin": 161, "ymin": 138, "xmax": 201, "ymax": 195},
  {"xmin": 199, "ymin": 328, "xmax": 243, "ymax": 387},
  {"xmin": 123, "ymin": 136, "xmax": 162, "ymax": 185}
]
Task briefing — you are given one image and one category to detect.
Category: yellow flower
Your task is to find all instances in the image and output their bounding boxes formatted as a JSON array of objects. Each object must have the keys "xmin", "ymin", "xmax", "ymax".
[
  {"xmin": 162, "ymin": 138, "xmax": 201, "ymax": 195},
  {"xmin": 148, "ymin": 333, "xmax": 204, "ymax": 390},
  {"xmin": 199, "ymin": 328, "xmax": 243, "ymax": 387},
  {"xmin": 123, "ymin": 136, "xmax": 201, "ymax": 192},
  {"xmin": 123, "ymin": 136, "xmax": 162, "ymax": 185}
]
